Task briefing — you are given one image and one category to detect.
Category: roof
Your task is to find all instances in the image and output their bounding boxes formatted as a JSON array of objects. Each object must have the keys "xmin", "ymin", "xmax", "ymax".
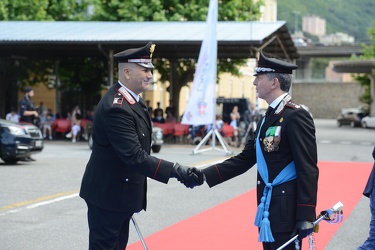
[
  {"xmin": 332, "ymin": 59, "xmax": 375, "ymax": 74},
  {"xmin": 0, "ymin": 21, "xmax": 298, "ymax": 60}
]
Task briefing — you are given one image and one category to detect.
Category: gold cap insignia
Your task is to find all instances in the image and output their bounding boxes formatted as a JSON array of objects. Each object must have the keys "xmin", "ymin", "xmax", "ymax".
[{"xmin": 150, "ymin": 44, "xmax": 155, "ymax": 58}]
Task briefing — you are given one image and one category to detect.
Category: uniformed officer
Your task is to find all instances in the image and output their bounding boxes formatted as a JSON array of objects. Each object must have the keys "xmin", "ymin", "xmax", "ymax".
[
  {"xmin": 19, "ymin": 87, "xmax": 39, "ymax": 125},
  {"xmin": 193, "ymin": 50, "xmax": 319, "ymax": 250},
  {"xmin": 79, "ymin": 42, "xmax": 203, "ymax": 250}
]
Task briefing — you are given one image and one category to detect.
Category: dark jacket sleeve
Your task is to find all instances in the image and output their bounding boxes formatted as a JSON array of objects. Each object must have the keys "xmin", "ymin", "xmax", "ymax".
[
  {"xmin": 203, "ymin": 140, "xmax": 257, "ymax": 187},
  {"xmin": 286, "ymin": 109, "xmax": 319, "ymax": 221},
  {"xmin": 102, "ymin": 104, "xmax": 174, "ymax": 183}
]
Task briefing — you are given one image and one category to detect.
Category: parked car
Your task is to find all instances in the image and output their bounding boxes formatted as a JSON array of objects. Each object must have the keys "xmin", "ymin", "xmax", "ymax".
[
  {"xmin": 88, "ymin": 126, "xmax": 163, "ymax": 153},
  {"xmin": 20, "ymin": 122, "xmax": 44, "ymax": 153},
  {"xmin": 0, "ymin": 119, "xmax": 44, "ymax": 164},
  {"xmin": 361, "ymin": 115, "xmax": 375, "ymax": 128},
  {"xmin": 151, "ymin": 126, "xmax": 163, "ymax": 153},
  {"xmin": 337, "ymin": 108, "xmax": 369, "ymax": 127}
]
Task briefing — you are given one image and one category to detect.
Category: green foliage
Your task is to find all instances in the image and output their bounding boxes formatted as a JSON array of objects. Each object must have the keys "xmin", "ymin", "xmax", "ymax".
[
  {"xmin": 91, "ymin": 0, "xmax": 261, "ymax": 114},
  {"xmin": 353, "ymin": 21, "xmax": 375, "ymax": 108},
  {"xmin": 277, "ymin": 0, "xmax": 374, "ymax": 43},
  {"xmin": 0, "ymin": 0, "xmax": 94, "ymax": 21},
  {"xmin": 1, "ymin": 0, "xmax": 261, "ymax": 115}
]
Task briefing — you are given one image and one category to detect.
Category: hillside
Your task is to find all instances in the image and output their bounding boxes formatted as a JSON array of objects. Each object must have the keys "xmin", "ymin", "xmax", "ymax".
[{"xmin": 277, "ymin": 0, "xmax": 375, "ymax": 43}]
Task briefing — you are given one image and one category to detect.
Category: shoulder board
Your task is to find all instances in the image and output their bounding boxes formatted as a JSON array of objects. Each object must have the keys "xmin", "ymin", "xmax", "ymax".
[
  {"xmin": 112, "ymin": 93, "xmax": 124, "ymax": 106},
  {"xmin": 118, "ymin": 87, "xmax": 136, "ymax": 105},
  {"xmin": 286, "ymin": 100, "xmax": 302, "ymax": 110}
]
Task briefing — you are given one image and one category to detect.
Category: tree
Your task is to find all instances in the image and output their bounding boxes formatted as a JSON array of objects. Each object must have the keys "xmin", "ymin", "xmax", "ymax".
[
  {"xmin": 0, "ymin": 0, "xmax": 262, "ymax": 117},
  {"xmin": 353, "ymin": 21, "xmax": 375, "ymax": 109},
  {"xmin": 92, "ymin": 0, "xmax": 262, "ymax": 116},
  {"xmin": 0, "ymin": 0, "xmax": 94, "ymax": 21}
]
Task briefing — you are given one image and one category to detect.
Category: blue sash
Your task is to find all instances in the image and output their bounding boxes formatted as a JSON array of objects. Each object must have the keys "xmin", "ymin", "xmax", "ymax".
[{"xmin": 254, "ymin": 118, "xmax": 297, "ymax": 242}]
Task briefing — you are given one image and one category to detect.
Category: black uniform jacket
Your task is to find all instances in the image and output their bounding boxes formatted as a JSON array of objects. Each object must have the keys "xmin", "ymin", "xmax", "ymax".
[
  {"xmin": 80, "ymin": 82, "xmax": 174, "ymax": 213},
  {"xmin": 203, "ymin": 96, "xmax": 319, "ymax": 233},
  {"xmin": 19, "ymin": 97, "xmax": 36, "ymax": 124}
]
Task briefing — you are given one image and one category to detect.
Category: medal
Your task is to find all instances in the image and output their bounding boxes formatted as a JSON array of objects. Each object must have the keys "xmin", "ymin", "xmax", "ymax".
[{"xmin": 263, "ymin": 126, "xmax": 281, "ymax": 152}]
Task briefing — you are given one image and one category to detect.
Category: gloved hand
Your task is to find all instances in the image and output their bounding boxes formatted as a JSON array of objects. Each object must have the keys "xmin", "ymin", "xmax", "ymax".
[
  {"xmin": 170, "ymin": 163, "xmax": 204, "ymax": 188},
  {"xmin": 291, "ymin": 220, "xmax": 314, "ymax": 240}
]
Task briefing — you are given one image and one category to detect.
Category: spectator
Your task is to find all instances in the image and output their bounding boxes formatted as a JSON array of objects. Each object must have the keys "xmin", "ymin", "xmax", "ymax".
[
  {"xmin": 66, "ymin": 113, "xmax": 82, "ymax": 143},
  {"xmin": 72, "ymin": 105, "xmax": 81, "ymax": 120},
  {"xmin": 42, "ymin": 109, "xmax": 54, "ymax": 140},
  {"xmin": 243, "ymin": 103, "xmax": 261, "ymax": 142},
  {"xmin": 229, "ymin": 106, "xmax": 241, "ymax": 146},
  {"xmin": 37, "ymin": 101, "xmax": 47, "ymax": 116},
  {"xmin": 215, "ymin": 114, "xmax": 224, "ymax": 135},
  {"xmin": 5, "ymin": 107, "xmax": 20, "ymax": 123},
  {"xmin": 165, "ymin": 110, "xmax": 176, "ymax": 123},
  {"xmin": 153, "ymin": 102, "xmax": 163, "ymax": 119},
  {"xmin": 152, "ymin": 109, "xmax": 165, "ymax": 123},
  {"xmin": 165, "ymin": 99, "xmax": 176, "ymax": 118},
  {"xmin": 85, "ymin": 110, "xmax": 94, "ymax": 121}
]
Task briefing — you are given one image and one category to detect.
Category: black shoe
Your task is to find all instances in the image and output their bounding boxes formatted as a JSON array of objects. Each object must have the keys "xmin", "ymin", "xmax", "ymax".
[{"xmin": 21, "ymin": 156, "xmax": 36, "ymax": 162}]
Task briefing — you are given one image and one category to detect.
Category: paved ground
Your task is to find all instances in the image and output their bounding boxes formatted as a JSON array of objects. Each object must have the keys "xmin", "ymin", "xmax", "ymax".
[{"xmin": 0, "ymin": 119, "xmax": 374, "ymax": 250}]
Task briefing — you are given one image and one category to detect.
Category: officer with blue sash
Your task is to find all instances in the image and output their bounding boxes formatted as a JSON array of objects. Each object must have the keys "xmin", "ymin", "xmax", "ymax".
[{"xmin": 198, "ymin": 50, "xmax": 319, "ymax": 250}]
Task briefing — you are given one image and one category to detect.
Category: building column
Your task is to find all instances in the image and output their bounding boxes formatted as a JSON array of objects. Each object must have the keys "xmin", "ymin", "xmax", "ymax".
[{"xmin": 296, "ymin": 57, "xmax": 312, "ymax": 81}]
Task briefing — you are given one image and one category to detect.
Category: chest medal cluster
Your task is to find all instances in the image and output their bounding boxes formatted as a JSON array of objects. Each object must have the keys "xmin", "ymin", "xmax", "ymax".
[{"xmin": 263, "ymin": 126, "xmax": 281, "ymax": 152}]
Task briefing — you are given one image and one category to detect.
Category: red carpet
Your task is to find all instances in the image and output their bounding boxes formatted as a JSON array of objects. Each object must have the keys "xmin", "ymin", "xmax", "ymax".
[{"xmin": 128, "ymin": 161, "xmax": 372, "ymax": 250}]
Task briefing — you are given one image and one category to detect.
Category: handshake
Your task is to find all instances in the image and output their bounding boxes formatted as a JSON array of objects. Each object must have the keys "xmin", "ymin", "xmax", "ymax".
[{"xmin": 170, "ymin": 163, "xmax": 205, "ymax": 188}]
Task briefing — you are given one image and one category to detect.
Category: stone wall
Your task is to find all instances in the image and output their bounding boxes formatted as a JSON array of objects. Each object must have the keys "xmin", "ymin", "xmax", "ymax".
[{"xmin": 291, "ymin": 82, "xmax": 365, "ymax": 119}]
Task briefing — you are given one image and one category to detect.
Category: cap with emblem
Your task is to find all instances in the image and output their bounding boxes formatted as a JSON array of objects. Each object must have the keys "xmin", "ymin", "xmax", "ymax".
[
  {"xmin": 24, "ymin": 87, "xmax": 33, "ymax": 93},
  {"xmin": 113, "ymin": 42, "xmax": 155, "ymax": 69},
  {"xmin": 254, "ymin": 50, "xmax": 298, "ymax": 76}
]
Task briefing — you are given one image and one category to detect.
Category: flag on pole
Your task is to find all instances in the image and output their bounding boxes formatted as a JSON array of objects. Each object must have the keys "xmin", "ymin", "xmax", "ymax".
[{"xmin": 181, "ymin": 0, "xmax": 218, "ymax": 125}]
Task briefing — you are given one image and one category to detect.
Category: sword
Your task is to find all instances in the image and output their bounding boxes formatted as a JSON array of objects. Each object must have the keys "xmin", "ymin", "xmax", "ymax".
[
  {"xmin": 277, "ymin": 201, "xmax": 344, "ymax": 250},
  {"xmin": 131, "ymin": 216, "xmax": 149, "ymax": 250}
]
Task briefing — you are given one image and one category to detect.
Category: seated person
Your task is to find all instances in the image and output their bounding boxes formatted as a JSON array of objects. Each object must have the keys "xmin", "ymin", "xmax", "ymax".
[
  {"xmin": 165, "ymin": 110, "xmax": 176, "ymax": 123},
  {"xmin": 66, "ymin": 113, "xmax": 82, "ymax": 143},
  {"xmin": 152, "ymin": 109, "xmax": 165, "ymax": 123}
]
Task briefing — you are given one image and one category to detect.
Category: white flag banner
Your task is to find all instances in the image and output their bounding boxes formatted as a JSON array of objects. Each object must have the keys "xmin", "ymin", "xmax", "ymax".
[{"xmin": 181, "ymin": 0, "xmax": 217, "ymax": 125}]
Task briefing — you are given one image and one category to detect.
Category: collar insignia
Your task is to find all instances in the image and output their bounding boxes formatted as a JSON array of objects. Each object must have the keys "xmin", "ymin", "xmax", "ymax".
[{"xmin": 118, "ymin": 87, "xmax": 136, "ymax": 105}]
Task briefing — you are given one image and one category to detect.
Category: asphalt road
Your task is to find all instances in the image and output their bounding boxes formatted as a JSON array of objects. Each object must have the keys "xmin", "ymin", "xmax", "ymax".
[{"xmin": 0, "ymin": 119, "xmax": 374, "ymax": 250}]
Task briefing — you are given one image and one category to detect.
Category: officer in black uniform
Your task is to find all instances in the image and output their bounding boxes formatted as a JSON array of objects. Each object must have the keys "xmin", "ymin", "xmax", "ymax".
[
  {"xmin": 79, "ymin": 42, "xmax": 203, "ymax": 250},
  {"xmin": 19, "ymin": 87, "xmax": 39, "ymax": 125},
  {"xmin": 192, "ymin": 51, "xmax": 319, "ymax": 250},
  {"xmin": 19, "ymin": 87, "xmax": 39, "ymax": 162}
]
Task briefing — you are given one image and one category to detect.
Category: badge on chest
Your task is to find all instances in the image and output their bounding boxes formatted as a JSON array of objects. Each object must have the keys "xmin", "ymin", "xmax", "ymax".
[{"xmin": 263, "ymin": 126, "xmax": 281, "ymax": 152}]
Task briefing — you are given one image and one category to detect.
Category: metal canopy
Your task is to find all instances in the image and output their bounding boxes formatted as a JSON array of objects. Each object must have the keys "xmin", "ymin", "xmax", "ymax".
[
  {"xmin": 332, "ymin": 59, "xmax": 375, "ymax": 116},
  {"xmin": 0, "ymin": 21, "xmax": 298, "ymax": 60},
  {"xmin": 332, "ymin": 60, "xmax": 375, "ymax": 74}
]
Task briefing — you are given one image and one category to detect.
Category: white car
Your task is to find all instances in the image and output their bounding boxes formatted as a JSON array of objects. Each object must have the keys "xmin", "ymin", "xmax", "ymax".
[{"xmin": 361, "ymin": 115, "xmax": 375, "ymax": 128}]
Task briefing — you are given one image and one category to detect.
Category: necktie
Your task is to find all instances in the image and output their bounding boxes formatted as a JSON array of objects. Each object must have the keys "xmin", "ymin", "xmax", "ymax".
[{"xmin": 266, "ymin": 106, "xmax": 273, "ymax": 117}]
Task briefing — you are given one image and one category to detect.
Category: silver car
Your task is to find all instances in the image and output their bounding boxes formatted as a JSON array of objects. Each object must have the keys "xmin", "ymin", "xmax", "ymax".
[{"xmin": 88, "ymin": 126, "xmax": 163, "ymax": 153}]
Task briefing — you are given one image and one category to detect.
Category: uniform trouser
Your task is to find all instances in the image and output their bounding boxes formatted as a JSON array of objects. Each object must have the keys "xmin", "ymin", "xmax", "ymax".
[
  {"xmin": 86, "ymin": 202, "xmax": 133, "ymax": 250},
  {"xmin": 357, "ymin": 204, "xmax": 375, "ymax": 250},
  {"xmin": 262, "ymin": 232, "xmax": 303, "ymax": 250}
]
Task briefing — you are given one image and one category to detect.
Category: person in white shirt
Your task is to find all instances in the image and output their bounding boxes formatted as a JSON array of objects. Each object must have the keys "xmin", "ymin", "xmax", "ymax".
[{"xmin": 5, "ymin": 108, "xmax": 20, "ymax": 123}]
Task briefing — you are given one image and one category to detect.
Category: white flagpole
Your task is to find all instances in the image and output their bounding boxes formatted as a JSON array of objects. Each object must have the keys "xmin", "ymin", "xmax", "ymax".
[{"xmin": 181, "ymin": 0, "xmax": 232, "ymax": 155}]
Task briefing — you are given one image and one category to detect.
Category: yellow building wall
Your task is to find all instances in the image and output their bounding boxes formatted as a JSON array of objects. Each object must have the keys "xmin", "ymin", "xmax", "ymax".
[{"xmin": 18, "ymin": 84, "xmax": 57, "ymax": 113}]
